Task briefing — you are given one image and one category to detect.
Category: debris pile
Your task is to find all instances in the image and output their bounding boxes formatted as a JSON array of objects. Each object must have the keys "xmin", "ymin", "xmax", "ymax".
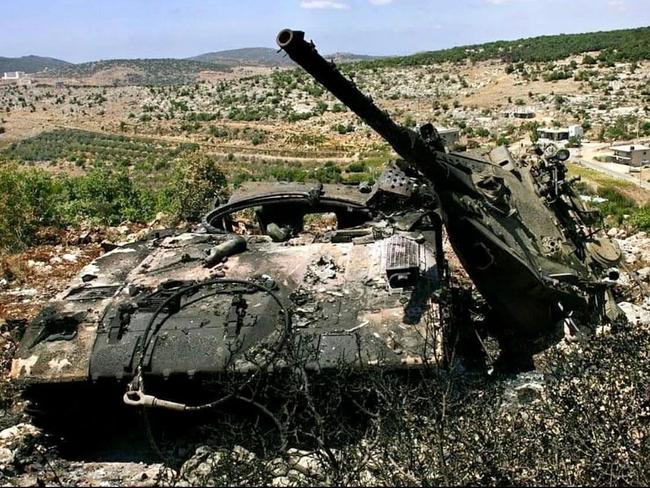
[{"xmin": 304, "ymin": 255, "xmax": 339, "ymax": 284}]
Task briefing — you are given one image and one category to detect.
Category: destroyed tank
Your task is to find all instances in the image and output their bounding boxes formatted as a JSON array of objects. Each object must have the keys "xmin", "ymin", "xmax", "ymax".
[
  {"xmin": 10, "ymin": 31, "xmax": 624, "ymax": 411},
  {"xmin": 12, "ymin": 160, "xmax": 457, "ymax": 409},
  {"xmin": 275, "ymin": 29, "xmax": 624, "ymax": 367}
]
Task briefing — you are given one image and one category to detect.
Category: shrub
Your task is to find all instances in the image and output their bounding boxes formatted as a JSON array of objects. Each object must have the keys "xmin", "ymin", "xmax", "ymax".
[
  {"xmin": 58, "ymin": 167, "xmax": 157, "ymax": 225},
  {"xmin": 594, "ymin": 186, "xmax": 636, "ymax": 225},
  {"xmin": 566, "ymin": 136, "xmax": 582, "ymax": 148},
  {"xmin": 162, "ymin": 154, "xmax": 227, "ymax": 221},
  {"xmin": 249, "ymin": 132, "xmax": 266, "ymax": 146},
  {"xmin": 0, "ymin": 164, "xmax": 63, "ymax": 251},
  {"xmin": 629, "ymin": 206, "xmax": 650, "ymax": 231},
  {"xmin": 333, "ymin": 124, "xmax": 354, "ymax": 135},
  {"xmin": 346, "ymin": 162, "xmax": 368, "ymax": 173},
  {"xmin": 403, "ymin": 115, "xmax": 416, "ymax": 128},
  {"xmin": 209, "ymin": 125, "xmax": 228, "ymax": 138},
  {"xmin": 495, "ymin": 135, "xmax": 510, "ymax": 146}
]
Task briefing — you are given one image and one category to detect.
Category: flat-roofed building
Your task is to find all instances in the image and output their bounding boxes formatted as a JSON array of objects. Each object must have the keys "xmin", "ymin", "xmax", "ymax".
[
  {"xmin": 2, "ymin": 71, "xmax": 26, "ymax": 80},
  {"xmin": 537, "ymin": 125, "xmax": 584, "ymax": 146},
  {"xmin": 611, "ymin": 144, "xmax": 650, "ymax": 167},
  {"xmin": 504, "ymin": 107, "xmax": 535, "ymax": 119}
]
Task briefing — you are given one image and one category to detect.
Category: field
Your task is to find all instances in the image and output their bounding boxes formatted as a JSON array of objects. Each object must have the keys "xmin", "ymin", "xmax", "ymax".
[{"xmin": 2, "ymin": 47, "xmax": 650, "ymax": 254}]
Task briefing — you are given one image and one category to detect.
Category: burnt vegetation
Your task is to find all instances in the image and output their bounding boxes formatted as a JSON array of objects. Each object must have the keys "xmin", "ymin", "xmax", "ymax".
[
  {"xmin": 182, "ymin": 320, "xmax": 648, "ymax": 486},
  {"xmin": 25, "ymin": 317, "xmax": 648, "ymax": 486}
]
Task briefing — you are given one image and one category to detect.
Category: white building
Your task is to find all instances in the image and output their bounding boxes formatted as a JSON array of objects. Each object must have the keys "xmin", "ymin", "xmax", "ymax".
[
  {"xmin": 2, "ymin": 71, "xmax": 26, "ymax": 80},
  {"xmin": 537, "ymin": 125, "xmax": 584, "ymax": 146},
  {"xmin": 504, "ymin": 107, "xmax": 535, "ymax": 119}
]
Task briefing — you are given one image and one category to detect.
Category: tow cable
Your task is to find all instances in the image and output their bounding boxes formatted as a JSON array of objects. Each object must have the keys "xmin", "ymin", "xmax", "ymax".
[{"xmin": 122, "ymin": 277, "xmax": 292, "ymax": 412}]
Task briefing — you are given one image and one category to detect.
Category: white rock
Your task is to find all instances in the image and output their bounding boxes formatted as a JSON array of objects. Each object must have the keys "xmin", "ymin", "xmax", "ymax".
[
  {"xmin": 0, "ymin": 423, "xmax": 40, "ymax": 445},
  {"xmin": 595, "ymin": 324, "xmax": 611, "ymax": 336},
  {"xmin": 625, "ymin": 253, "xmax": 638, "ymax": 264},
  {"xmin": 618, "ymin": 301, "xmax": 650, "ymax": 325},
  {"xmin": 62, "ymin": 253, "xmax": 78, "ymax": 263},
  {"xmin": 501, "ymin": 371, "xmax": 545, "ymax": 409},
  {"xmin": 617, "ymin": 272, "xmax": 632, "ymax": 287},
  {"xmin": 0, "ymin": 423, "xmax": 41, "ymax": 469},
  {"xmin": 637, "ymin": 267, "xmax": 650, "ymax": 281},
  {"xmin": 514, "ymin": 382, "xmax": 545, "ymax": 403},
  {"xmin": 271, "ymin": 476, "xmax": 293, "ymax": 487},
  {"xmin": 0, "ymin": 447, "xmax": 14, "ymax": 468},
  {"xmin": 287, "ymin": 449, "xmax": 324, "ymax": 478}
]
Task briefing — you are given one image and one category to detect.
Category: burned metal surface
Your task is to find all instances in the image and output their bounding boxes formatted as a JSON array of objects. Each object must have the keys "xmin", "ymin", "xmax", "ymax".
[
  {"xmin": 276, "ymin": 29, "xmax": 624, "ymax": 367},
  {"xmin": 12, "ymin": 162, "xmax": 449, "ymax": 386}
]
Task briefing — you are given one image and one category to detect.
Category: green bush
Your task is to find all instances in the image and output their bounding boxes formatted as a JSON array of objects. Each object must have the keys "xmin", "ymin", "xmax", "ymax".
[
  {"xmin": 629, "ymin": 206, "xmax": 650, "ymax": 231},
  {"xmin": 333, "ymin": 123, "xmax": 354, "ymax": 135},
  {"xmin": 162, "ymin": 154, "xmax": 227, "ymax": 221},
  {"xmin": 58, "ymin": 167, "xmax": 157, "ymax": 225},
  {"xmin": 0, "ymin": 164, "xmax": 63, "ymax": 251},
  {"xmin": 249, "ymin": 132, "xmax": 267, "ymax": 146},
  {"xmin": 593, "ymin": 186, "xmax": 636, "ymax": 225},
  {"xmin": 313, "ymin": 163, "xmax": 342, "ymax": 183},
  {"xmin": 346, "ymin": 162, "xmax": 368, "ymax": 173},
  {"xmin": 0, "ymin": 154, "xmax": 228, "ymax": 250},
  {"xmin": 209, "ymin": 125, "xmax": 228, "ymax": 138}
]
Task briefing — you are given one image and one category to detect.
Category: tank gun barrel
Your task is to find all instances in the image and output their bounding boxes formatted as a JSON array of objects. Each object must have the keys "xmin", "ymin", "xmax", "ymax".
[{"xmin": 276, "ymin": 29, "xmax": 439, "ymax": 163}]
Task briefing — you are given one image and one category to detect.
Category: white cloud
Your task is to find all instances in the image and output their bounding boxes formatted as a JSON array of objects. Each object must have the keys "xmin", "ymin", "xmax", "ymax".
[
  {"xmin": 369, "ymin": 0, "xmax": 394, "ymax": 5},
  {"xmin": 300, "ymin": 0, "xmax": 350, "ymax": 9}
]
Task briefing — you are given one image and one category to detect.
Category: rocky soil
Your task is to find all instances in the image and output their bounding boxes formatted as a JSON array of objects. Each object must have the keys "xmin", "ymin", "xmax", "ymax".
[{"xmin": 0, "ymin": 230, "xmax": 648, "ymax": 486}]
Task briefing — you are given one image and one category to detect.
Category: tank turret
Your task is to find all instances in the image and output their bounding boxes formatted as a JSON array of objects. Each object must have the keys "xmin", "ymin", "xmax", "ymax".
[{"xmin": 277, "ymin": 29, "xmax": 623, "ymax": 366}]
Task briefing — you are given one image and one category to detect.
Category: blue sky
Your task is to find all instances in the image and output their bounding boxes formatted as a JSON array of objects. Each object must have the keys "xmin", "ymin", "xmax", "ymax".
[{"xmin": 1, "ymin": 0, "xmax": 649, "ymax": 63}]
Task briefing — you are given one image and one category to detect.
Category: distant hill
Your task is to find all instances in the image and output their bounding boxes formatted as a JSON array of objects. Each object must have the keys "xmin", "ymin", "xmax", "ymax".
[
  {"xmin": 12, "ymin": 24, "xmax": 648, "ymax": 84},
  {"xmin": 326, "ymin": 52, "xmax": 382, "ymax": 63},
  {"xmin": 360, "ymin": 25, "xmax": 650, "ymax": 68},
  {"xmin": 45, "ymin": 58, "xmax": 229, "ymax": 85},
  {"xmin": 0, "ymin": 55, "xmax": 71, "ymax": 74},
  {"xmin": 190, "ymin": 47, "xmax": 380, "ymax": 67},
  {"xmin": 190, "ymin": 47, "xmax": 292, "ymax": 66}
]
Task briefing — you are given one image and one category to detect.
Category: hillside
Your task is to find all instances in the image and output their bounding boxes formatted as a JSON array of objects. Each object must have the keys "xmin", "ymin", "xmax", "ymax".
[
  {"xmin": 190, "ymin": 47, "xmax": 293, "ymax": 66},
  {"xmin": 190, "ymin": 47, "xmax": 380, "ymax": 67},
  {"xmin": 361, "ymin": 25, "xmax": 650, "ymax": 68},
  {"xmin": 0, "ymin": 55, "xmax": 71, "ymax": 74},
  {"xmin": 327, "ymin": 52, "xmax": 381, "ymax": 62},
  {"xmin": 44, "ymin": 58, "xmax": 229, "ymax": 85}
]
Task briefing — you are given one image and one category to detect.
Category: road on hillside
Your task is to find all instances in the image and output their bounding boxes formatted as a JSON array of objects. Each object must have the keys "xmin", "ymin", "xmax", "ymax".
[{"xmin": 573, "ymin": 159, "xmax": 650, "ymax": 191}]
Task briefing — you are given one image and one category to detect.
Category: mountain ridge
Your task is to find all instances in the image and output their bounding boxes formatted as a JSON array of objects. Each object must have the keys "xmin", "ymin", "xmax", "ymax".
[
  {"xmin": 189, "ymin": 47, "xmax": 381, "ymax": 66},
  {"xmin": 5, "ymin": 25, "xmax": 648, "ymax": 80},
  {"xmin": 0, "ymin": 55, "xmax": 72, "ymax": 74}
]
